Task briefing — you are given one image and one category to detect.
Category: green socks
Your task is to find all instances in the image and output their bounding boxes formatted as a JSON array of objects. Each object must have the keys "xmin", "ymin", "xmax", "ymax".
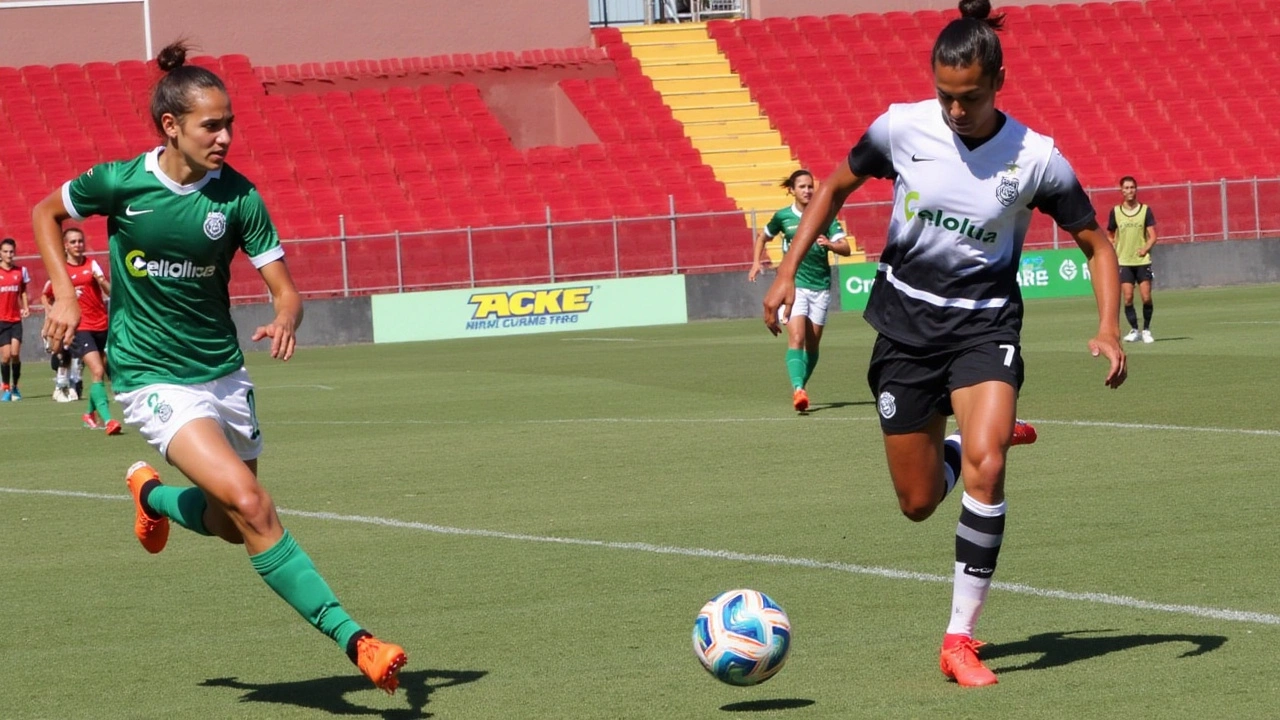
[
  {"xmin": 786, "ymin": 348, "xmax": 807, "ymax": 390},
  {"xmin": 88, "ymin": 381, "xmax": 112, "ymax": 421},
  {"xmin": 804, "ymin": 350, "xmax": 819, "ymax": 386},
  {"xmin": 142, "ymin": 484, "xmax": 212, "ymax": 536},
  {"xmin": 250, "ymin": 531, "xmax": 363, "ymax": 650}
]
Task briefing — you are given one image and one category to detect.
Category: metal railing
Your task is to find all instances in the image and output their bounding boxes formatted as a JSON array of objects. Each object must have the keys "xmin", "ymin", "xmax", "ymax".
[{"xmin": 16, "ymin": 178, "xmax": 1279, "ymax": 304}]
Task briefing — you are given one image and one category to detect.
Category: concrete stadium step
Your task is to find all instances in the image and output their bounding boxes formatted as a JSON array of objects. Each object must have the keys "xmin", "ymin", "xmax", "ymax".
[
  {"xmin": 688, "ymin": 131, "xmax": 784, "ymax": 152},
  {"xmin": 681, "ymin": 118, "xmax": 775, "ymax": 138},
  {"xmin": 651, "ymin": 75, "xmax": 744, "ymax": 93},
  {"xmin": 642, "ymin": 59, "xmax": 733, "ymax": 79},
  {"xmin": 661, "ymin": 87, "xmax": 755, "ymax": 109},
  {"xmin": 677, "ymin": 104, "xmax": 762, "ymax": 122}
]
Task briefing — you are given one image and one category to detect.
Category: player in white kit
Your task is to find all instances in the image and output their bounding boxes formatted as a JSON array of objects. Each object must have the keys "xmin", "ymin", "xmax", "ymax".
[{"xmin": 763, "ymin": 0, "xmax": 1127, "ymax": 687}]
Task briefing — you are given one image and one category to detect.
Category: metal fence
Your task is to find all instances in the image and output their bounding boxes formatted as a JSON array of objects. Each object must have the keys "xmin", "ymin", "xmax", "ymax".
[{"xmin": 16, "ymin": 177, "xmax": 1280, "ymax": 304}]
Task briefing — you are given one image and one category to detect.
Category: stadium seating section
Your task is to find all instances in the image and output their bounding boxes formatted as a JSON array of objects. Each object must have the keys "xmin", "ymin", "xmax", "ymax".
[{"xmin": 1, "ymin": 0, "xmax": 1278, "ymax": 295}]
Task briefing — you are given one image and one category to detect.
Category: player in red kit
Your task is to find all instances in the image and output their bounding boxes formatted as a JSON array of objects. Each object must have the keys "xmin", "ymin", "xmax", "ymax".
[
  {"xmin": 42, "ymin": 227, "xmax": 118, "ymax": 431},
  {"xmin": 0, "ymin": 237, "xmax": 32, "ymax": 401}
]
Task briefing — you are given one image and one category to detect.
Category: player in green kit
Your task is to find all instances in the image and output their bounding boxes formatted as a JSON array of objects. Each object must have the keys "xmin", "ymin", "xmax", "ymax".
[
  {"xmin": 749, "ymin": 170, "xmax": 851, "ymax": 411},
  {"xmin": 34, "ymin": 41, "xmax": 407, "ymax": 694}
]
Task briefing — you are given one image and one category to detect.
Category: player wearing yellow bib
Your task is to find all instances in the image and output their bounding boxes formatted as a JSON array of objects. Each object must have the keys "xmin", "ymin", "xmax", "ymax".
[
  {"xmin": 1106, "ymin": 175, "xmax": 1157, "ymax": 343},
  {"xmin": 749, "ymin": 170, "xmax": 851, "ymax": 411},
  {"xmin": 34, "ymin": 41, "xmax": 406, "ymax": 694}
]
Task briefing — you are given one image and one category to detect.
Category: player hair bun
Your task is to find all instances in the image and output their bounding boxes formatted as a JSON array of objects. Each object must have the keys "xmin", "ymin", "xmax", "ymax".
[
  {"xmin": 156, "ymin": 41, "xmax": 190, "ymax": 72},
  {"xmin": 958, "ymin": 0, "xmax": 1004, "ymax": 29},
  {"xmin": 958, "ymin": 0, "xmax": 991, "ymax": 19}
]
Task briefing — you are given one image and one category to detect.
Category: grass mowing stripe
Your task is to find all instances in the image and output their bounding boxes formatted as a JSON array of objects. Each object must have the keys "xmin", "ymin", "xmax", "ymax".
[{"xmin": 6, "ymin": 485, "xmax": 1278, "ymax": 627}]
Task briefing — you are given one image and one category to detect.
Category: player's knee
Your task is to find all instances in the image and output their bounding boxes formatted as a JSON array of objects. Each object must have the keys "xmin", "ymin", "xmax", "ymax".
[
  {"xmin": 222, "ymin": 486, "xmax": 274, "ymax": 531},
  {"xmin": 962, "ymin": 450, "xmax": 1007, "ymax": 494},
  {"xmin": 897, "ymin": 494, "xmax": 940, "ymax": 522}
]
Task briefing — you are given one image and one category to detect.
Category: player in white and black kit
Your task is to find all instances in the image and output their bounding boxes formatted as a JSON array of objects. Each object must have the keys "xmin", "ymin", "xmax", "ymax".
[{"xmin": 764, "ymin": 0, "xmax": 1127, "ymax": 687}]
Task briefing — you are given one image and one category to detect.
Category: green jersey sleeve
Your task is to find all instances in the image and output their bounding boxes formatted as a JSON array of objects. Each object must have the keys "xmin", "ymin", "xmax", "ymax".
[
  {"xmin": 238, "ymin": 187, "xmax": 284, "ymax": 268},
  {"xmin": 62, "ymin": 162, "xmax": 120, "ymax": 221},
  {"xmin": 826, "ymin": 218, "xmax": 847, "ymax": 242},
  {"xmin": 765, "ymin": 211, "xmax": 785, "ymax": 238}
]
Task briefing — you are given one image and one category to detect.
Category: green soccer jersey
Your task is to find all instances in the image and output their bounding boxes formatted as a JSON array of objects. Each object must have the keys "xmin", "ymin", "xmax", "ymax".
[
  {"xmin": 765, "ymin": 204, "xmax": 846, "ymax": 291},
  {"xmin": 63, "ymin": 148, "xmax": 284, "ymax": 392}
]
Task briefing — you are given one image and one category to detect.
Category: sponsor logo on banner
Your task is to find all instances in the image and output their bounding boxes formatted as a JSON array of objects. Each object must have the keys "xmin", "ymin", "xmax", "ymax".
[{"xmin": 465, "ymin": 286, "xmax": 594, "ymax": 330}]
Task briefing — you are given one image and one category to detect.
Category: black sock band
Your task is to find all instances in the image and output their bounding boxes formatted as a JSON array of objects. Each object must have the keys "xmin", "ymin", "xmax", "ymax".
[
  {"xmin": 0, "ymin": 362, "xmax": 8, "ymax": 385},
  {"xmin": 1142, "ymin": 302, "xmax": 1153, "ymax": 330},
  {"xmin": 138, "ymin": 479, "xmax": 164, "ymax": 520},
  {"xmin": 346, "ymin": 629, "xmax": 372, "ymax": 664},
  {"xmin": 1124, "ymin": 304, "xmax": 1139, "ymax": 330},
  {"xmin": 956, "ymin": 507, "xmax": 1005, "ymax": 578},
  {"xmin": 11, "ymin": 360, "xmax": 19, "ymax": 386}
]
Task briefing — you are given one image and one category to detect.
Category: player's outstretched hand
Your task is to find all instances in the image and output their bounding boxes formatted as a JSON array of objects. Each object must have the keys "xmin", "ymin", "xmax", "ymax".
[
  {"xmin": 763, "ymin": 273, "xmax": 795, "ymax": 337},
  {"xmin": 253, "ymin": 317, "xmax": 297, "ymax": 361},
  {"xmin": 42, "ymin": 298, "xmax": 80, "ymax": 353},
  {"xmin": 1089, "ymin": 333, "xmax": 1127, "ymax": 389}
]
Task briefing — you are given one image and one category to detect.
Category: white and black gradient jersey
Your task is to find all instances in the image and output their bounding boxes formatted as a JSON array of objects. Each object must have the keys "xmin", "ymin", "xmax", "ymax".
[{"xmin": 848, "ymin": 100, "xmax": 1096, "ymax": 350}]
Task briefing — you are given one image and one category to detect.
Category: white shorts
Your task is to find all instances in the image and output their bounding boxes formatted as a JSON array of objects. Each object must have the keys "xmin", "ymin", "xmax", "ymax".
[
  {"xmin": 117, "ymin": 367, "xmax": 263, "ymax": 462},
  {"xmin": 778, "ymin": 287, "xmax": 831, "ymax": 326}
]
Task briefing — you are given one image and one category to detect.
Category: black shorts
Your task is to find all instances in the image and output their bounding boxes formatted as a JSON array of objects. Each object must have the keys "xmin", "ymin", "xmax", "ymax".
[
  {"xmin": 0, "ymin": 320, "xmax": 20, "ymax": 345},
  {"xmin": 1119, "ymin": 265, "xmax": 1154, "ymax": 284},
  {"xmin": 71, "ymin": 330, "xmax": 108, "ymax": 359},
  {"xmin": 867, "ymin": 334, "xmax": 1024, "ymax": 433}
]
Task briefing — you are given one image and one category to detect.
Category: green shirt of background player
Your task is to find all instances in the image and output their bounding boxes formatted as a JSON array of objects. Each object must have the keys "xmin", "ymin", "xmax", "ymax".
[
  {"xmin": 33, "ymin": 40, "xmax": 406, "ymax": 694},
  {"xmin": 749, "ymin": 169, "xmax": 851, "ymax": 412}
]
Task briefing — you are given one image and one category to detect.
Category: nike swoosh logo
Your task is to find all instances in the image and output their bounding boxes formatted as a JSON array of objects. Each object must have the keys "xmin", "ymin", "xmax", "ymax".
[
  {"xmin": 125, "ymin": 205, "xmax": 153, "ymax": 216},
  {"xmin": 911, "ymin": 154, "xmax": 934, "ymax": 162}
]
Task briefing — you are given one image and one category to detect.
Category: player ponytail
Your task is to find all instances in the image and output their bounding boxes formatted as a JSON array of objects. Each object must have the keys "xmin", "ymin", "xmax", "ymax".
[
  {"xmin": 150, "ymin": 40, "xmax": 228, "ymax": 135},
  {"xmin": 932, "ymin": 0, "xmax": 1005, "ymax": 78},
  {"xmin": 780, "ymin": 169, "xmax": 813, "ymax": 190}
]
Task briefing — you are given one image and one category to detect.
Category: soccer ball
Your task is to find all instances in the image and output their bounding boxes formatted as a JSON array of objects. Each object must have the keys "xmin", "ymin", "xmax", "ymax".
[{"xmin": 692, "ymin": 589, "xmax": 791, "ymax": 686}]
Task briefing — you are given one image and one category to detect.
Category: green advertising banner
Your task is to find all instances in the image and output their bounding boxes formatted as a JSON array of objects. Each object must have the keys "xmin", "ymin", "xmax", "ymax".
[
  {"xmin": 371, "ymin": 275, "xmax": 689, "ymax": 343},
  {"xmin": 1013, "ymin": 248, "xmax": 1095, "ymax": 299},
  {"xmin": 839, "ymin": 248, "xmax": 1094, "ymax": 311}
]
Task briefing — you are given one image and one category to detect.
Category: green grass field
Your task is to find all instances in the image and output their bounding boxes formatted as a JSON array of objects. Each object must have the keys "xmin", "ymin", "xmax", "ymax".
[{"xmin": 3, "ymin": 284, "xmax": 1279, "ymax": 719}]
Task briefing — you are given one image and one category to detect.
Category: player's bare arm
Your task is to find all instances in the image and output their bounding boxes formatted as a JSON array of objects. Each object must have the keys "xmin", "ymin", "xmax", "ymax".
[
  {"xmin": 31, "ymin": 190, "xmax": 80, "ymax": 350},
  {"xmin": 252, "ymin": 260, "xmax": 303, "ymax": 361},
  {"xmin": 1071, "ymin": 221, "xmax": 1127, "ymax": 388}
]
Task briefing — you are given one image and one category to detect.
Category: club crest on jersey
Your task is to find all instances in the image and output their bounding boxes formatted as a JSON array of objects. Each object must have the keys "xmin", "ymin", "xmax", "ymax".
[
  {"xmin": 878, "ymin": 391, "xmax": 897, "ymax": 419},
  {"xmin": 996, "ymin": 176, "xmax": 1020, "ymax": 207},
  {"xmin": 203, "ymin": 211, "xmax": 227, "ymax": 240}
]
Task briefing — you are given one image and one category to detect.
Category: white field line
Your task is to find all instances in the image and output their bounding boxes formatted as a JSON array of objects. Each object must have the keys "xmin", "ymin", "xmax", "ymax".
[
  {"xmin": 257, "ymin": 384, "xmax": 335, "ymax": 390},
  {"xmin": 2, "ymin": 486, "xmax": 1277, "ymax": 626},
  {"xmin": 7, "ymin": 416, "xmax": 1280, "ymax": 436}
]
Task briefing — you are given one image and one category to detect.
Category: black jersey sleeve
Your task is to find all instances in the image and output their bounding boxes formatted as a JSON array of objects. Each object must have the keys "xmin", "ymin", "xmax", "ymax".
[
  {"xmin": 847, "ymin": 112, "xmax": 896, "ymax": 180},
  {"xmin": 1144, "ymin": 206, "xmax": 1156, "ymax": 226},
  {"xmin": 1030, "ymin": 148, "xmax": 1095, "ymax": 231}
]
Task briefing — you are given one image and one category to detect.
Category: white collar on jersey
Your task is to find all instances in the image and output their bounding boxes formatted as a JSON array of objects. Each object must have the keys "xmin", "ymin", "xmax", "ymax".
[
  {"xmin": 790, "ymin": 203, "xmax": 804, "ymax": 216},
  {"xmin": 145, "ymin": 147, "xmax": 222, "ymax": 196}
]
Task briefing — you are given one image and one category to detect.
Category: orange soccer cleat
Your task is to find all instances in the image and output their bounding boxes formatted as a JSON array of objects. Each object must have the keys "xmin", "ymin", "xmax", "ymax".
[
  {"xmin": 1010, "ymin": 420, "xmax": 1037, "ymax": 446},
  {"xmin": 82, "ymin": 412, "xmax": 101, "ymax": 429},
  {"xmin": 356, "ymin": 635, "xmax": 408, "ymax": 694},
  {"xmin": 940, "ymin": 634, "xmax": 998, "ymax": 687},
  {"xmin": 105, "ymin": 419, "xmax": 123, "ymax": 436},
  {"xmin": 125, "ymin": 461, "xmax": 169, "ymax": 554},
  {"xmin": 792, "ymin": 388, "xmax": 809, "ymax": 412}
]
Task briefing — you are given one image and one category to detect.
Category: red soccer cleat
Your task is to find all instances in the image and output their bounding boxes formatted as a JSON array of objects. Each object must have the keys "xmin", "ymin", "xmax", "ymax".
[
  {"xmin": 792, "ymin": 388, "xmax": 809, "ymax": 412},
  {"xmin": 940, "ymin": 634, "xmax": 998, "ymax": 687},
  {"xmin": 1011, "ymin": 420, "xmax": 1037, "ymax": 446}
]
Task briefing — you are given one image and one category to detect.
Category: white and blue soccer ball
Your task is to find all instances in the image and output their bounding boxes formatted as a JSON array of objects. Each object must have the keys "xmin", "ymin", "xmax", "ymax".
[{"xmin": 692, "ymin": 589, "xmax": 791, "ymax": 686}]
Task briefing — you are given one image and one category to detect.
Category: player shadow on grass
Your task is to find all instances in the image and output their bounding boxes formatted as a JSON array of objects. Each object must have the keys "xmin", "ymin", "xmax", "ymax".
[
  {"xmin": 982, "ymin": 629, "xmax": 1226, "ymax": 673},
  {"xmin": 201, "ymin": 668, "xmax": 486, "ymax": 718}
]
